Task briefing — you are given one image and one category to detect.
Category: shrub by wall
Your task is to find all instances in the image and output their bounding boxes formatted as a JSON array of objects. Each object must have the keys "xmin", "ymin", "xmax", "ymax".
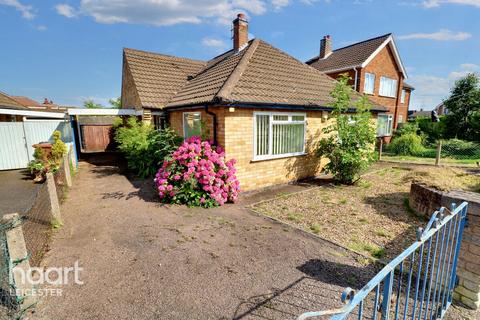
[{"xmin": 154, "ymin": 137, "xmax": 240, "ymax": 207}]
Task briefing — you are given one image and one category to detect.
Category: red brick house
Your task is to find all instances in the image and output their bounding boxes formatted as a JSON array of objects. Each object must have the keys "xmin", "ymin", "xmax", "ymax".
[
  {"xmin": 121, "ymin": 14, "xmax": 387, "ymax": 190},
  {"xmin": 306, "ymin": 34, "xmax": 414, "ymax": 139}
]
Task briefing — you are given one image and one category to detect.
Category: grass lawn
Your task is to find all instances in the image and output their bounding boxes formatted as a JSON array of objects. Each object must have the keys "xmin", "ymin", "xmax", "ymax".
[
  {"xmin": 252, "ymin": 163, "xmax": 480, "ymax": 261},
  {"xmin": 381, "ymin": 154, "xmax": 479, "ymax": 167}
]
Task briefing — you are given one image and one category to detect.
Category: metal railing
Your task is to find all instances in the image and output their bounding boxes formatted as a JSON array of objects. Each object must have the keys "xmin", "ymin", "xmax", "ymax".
[{"xmin": 297, "ymin": 201, "xmax": 468, "ymax": 320}]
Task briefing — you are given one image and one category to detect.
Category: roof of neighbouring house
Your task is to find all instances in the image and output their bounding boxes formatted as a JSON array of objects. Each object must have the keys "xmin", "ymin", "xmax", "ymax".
[
  {"xmin": 123, "ymin": 48, "xmax": 206, "ymax": 109},
  {"xmin": 0, "ymin": 91, "xmax": 28, "ymax": 110},
  {"xmin": 403, "ymin": 82, "xmax": 415, "ymax": 90},
  {"xmin": 306, "ymin": 33, "xmax": 407, "ymax": 77},
  {"xmin": 125, "ymin": 39, "xmax": 386, "ymax": 112},
  {"xmin": 10, "ymin": 96, "xmax": 42, "ymax": 108},
  {"xmin": 410, "ymin": 110, "xmax": 431, "ymax": 118}
]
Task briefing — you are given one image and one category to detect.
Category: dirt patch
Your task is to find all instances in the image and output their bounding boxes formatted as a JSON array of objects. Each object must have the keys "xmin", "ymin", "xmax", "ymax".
[{"xmin": 252, "ymin": 163, "xmax": 479, "ymax": 261}]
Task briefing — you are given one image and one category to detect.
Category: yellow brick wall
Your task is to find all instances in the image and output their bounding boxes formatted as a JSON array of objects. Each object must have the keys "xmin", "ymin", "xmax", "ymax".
[
  {"xmin": 168, "ymin": 107, "xmax": 377, "ymax": 192},
  {"xmin": 223, "ymin": 108, "xmax": 330, "ymax": 191}
]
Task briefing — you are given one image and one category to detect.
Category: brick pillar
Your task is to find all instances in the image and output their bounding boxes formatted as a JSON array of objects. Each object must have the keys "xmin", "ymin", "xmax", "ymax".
[{"xmin": 442, "ymin": 192, "xmax": 480, "ymax": 309}]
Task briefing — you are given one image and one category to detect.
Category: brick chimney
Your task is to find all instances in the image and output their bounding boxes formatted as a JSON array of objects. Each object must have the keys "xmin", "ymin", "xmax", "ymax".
[
  {"xmin": 233, "ymin": 13, "xmax": 248, "ymax": 51},
  {"xmin": 320, "ymin": 35, "xmax": 332, "ymax": 59}
]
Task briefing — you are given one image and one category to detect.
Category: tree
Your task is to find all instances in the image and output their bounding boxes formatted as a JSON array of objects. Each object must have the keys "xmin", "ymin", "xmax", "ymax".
[
  {"xmin": 317, "ymin": 74, "xmax": 376, "ymax": 184},
  {"xmin": 109, "ymin": 97, "xmax": 121, "ymax": 108},
  {"xmin": 83, "ymin": 100, "xmax": 104, "ymax": 109},
  {"xmin": 443, "ymin": 73, "xmax": 480, "ymax": 141}
]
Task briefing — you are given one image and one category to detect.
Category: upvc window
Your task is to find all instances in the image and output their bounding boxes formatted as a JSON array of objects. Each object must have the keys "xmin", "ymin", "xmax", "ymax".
[
  {"xmin": 379, "ymin": 76, "xmax": 398, "ymax": 98},
  {"xmin": 364, "ymin": 73, "xmax": 375, "ymax": 94},
  {"xmin": 401, "ymin": 89, "xmax": 406, "ymax": 104},
  {"xmin": 254, "ymin": 112, "xmax": 306, "ymax": 160},
  {"xmin": 183, "ymin": 112, "xmax": 201, "ymax": 138},
  {"xmin": 377, "ymin": 114, "xmax": 393, "ymax": 137}
]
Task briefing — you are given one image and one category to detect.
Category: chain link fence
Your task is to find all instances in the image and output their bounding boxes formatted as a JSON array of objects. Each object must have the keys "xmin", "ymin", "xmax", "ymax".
[{"xmin": 377, "ymin": 138, "xmax": 480, "ymax": 167}]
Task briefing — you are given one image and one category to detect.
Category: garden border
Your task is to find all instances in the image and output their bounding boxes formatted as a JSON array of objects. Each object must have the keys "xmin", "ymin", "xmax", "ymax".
[{"xmin": 245, "ymin": 187, "xmax": 386, "ymax": 264}]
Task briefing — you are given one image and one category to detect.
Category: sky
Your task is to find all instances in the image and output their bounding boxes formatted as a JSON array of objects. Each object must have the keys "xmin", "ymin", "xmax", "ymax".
[{"xmin": 0, "ymin": 0, "xmax": 479, "ymax": 110}]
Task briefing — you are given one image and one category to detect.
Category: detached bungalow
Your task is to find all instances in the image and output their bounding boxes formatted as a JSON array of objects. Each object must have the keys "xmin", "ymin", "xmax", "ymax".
[{"xmin": 121, "ymin": 14, "xmax": 387, "ymax": 191}]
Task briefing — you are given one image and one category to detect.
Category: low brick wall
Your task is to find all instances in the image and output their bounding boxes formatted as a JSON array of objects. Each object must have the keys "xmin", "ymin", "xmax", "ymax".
[{"xmin": 410, "ymin": 183, "xmax": 480, "ymax": 309}]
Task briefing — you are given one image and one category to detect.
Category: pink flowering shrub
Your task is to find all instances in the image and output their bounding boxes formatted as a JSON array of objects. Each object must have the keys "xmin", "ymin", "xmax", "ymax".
[{"xmin": 154, "ymin": 136, "xmax": 240, "ymax": 207}]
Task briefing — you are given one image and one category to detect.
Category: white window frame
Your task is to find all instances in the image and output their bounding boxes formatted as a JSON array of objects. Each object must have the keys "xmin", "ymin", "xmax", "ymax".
[
  {"xmin": 379, "ymin": 76, "xmax": 398, "ymax": 98},
  {"xmin": 377, "ymin": 114, "xmax": 393, "ymax": 137},
  {"xmin": 182, "ymin": 111, "xmax": 201, "ymax": 138},
  {"xmin": 253, "ymin": 111, "xmax": 307, "ymax": 161},
  {"xmin": 364, "ymin": 72, "xmax": 375, "ymax": 95},
  {"xmin": 401, "ymin": 89, "xmax": 406, "ymax": 104}
]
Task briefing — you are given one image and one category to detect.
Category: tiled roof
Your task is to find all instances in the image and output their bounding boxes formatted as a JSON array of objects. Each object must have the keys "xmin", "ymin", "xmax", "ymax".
[
  {"xmin": 123, "ymin": 48, "xmax": 206, "ymax": 109},
  {"xmin": 10, "ymin": 96, "xmax": 41, "ymax": 107},
  {"xmin": 306, "ymin": 34, "xmax": 391, "ymax": 72},
  {"xmin": 403, "ymin": 82, "xmax": 415, "ymax": 90},
  {"xmin": 168, "ymin": 39, "xmax": 384, "ymax": 110},
  {"xmin": 0, "ymin": 92, "xmax": 27, "ymax": 110}
]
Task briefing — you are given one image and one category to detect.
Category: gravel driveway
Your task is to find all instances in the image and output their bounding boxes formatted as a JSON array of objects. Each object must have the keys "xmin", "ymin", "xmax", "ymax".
[{"xmin": 29, "ymin": 159, "xmax": 375, "ymax": 320}]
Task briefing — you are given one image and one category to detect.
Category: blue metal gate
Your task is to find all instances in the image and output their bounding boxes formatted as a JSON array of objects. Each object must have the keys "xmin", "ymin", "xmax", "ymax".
[{"xmin": 297, "ymin": 201, "xmax": 468, "ymax": 320}]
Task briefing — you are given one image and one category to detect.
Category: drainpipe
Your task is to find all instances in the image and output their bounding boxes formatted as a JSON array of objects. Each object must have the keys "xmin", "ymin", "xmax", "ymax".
[
  {"xmin": 204, "ymin": 105, "xmax": 217, "ymax": 146},
  {"xmin": 353, "ymin": 67, "xmax": 359, "ymax": 91}
]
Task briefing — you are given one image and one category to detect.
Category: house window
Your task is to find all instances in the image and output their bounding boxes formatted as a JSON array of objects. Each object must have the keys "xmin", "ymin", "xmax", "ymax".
[
  {"xmin": 364, "ymin": 73, "xmax": 375, "ymax": 94},
  {"xmin": 398, "ymin": 114, "xmax": 404, "ymax": 123},
  {"xmin": 379, "ymin": 76, "xmax": 398, "ymax": 98},
  {"xmin": 183, "ymin": 112, "xmax": 201, "ymax": 138},
  {"xmin": 254, "ymin": 112, "xmax": 306, "ymax": 160},
  {"xmin": 401, "ymin": 89, "xmax": 406, "ymax": 104},
  {"xmin": 377, "ymin": 114, "xmax": 393, "ymax": 136},
  {"xmin": 153, "ymin": 115, "xmax": 165, "ymax": 130}
]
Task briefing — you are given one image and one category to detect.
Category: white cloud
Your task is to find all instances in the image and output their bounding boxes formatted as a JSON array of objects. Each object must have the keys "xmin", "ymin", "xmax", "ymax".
[
  {"xmin": 409, "ymin": 63, "xmax": 479, "ymax": 109},
  {"xmin": 55, "ymin": 4, "xmax": 78, "ymax": 18},
  {"xmin": 271, "ymin": 0, "xmax": 290, "ymax": 10},
  {"xmin": 398, "ymin": 29, "xmax": 471, "ymax": 41},
  {"xmin": 53, "ymin": 0, "xmax": 322, "ymax": 26},
  {"xmin": 422, "ymin": 0, "xmax": 480, "ymax": 8},
  {"xmin": 0, "ymin": 0, "xmax": 35, "ymax": 19},
  {"xmin": 36, "ymin": 25, "xmax": 47, "ymax": 31},
  {"xmin": 54, "ymin": 0, "xmax": 273, "ymax": 26},
  {"xmin": 202, "ymin": 37, "xmax": 228, "ymax": 48}
]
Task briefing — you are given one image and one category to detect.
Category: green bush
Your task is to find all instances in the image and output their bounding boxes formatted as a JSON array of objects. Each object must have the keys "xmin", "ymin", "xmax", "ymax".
[
  {"xmin": 394, "ymin": 122, "xmax": 419, "ymax": 137},
  {"xmin": 389, "ymin": 133, "xmax": 425, "ymax": 156},
  {"xmin": 317, "ymin": 75, "xmax": 376, "ymax": 184},
  {"xmin": 114, "ymin": 117, "xmax": 183, "ymax": 178}
]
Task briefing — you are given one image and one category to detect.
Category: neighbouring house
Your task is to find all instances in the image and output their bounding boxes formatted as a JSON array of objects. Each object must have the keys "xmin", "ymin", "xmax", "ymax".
[
  {"xmin": 408, "ymin": 109, "xmax": 432, "ymax": 121},
  {"xmin": 306, "ymin": 34, "xmax": 414, "ymax": 140},
  {"xmin": 121, "ymin": 14, "xmax": 387, "ymax": 191},
  {"xmin": 435, "ymin": 102, "xmax": 449, "ymax": 116},
  {"xmin": 0, "ymin": 91, "xmax": 27, "ymax": 122}
]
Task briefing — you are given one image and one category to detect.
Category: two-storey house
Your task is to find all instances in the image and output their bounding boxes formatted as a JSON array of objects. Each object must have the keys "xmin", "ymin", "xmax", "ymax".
[{"xmin": 306, "ymin": 34, "xmax": 414, "ymax": 140}]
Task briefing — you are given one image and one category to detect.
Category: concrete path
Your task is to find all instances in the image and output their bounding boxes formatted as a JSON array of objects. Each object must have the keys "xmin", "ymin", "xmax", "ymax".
[
  {"xmin": 30, "ymin": 161, "xmax": 375, "ymax": 320},
  {"xmin": 0, "ymin": 169, "xmax": 39, "ymax": 215}
]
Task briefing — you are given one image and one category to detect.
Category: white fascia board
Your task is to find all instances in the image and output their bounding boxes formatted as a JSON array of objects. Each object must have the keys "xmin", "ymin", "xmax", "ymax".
[
  {"xmin": 360, "ymin": 35, "xmax": 407, "ymax": 78},
  {"xmin": 0, "ymin": 108, "xmax": 66, "ymax": 118},
  {"xmin": 67, "ymin": 108, "xmax": 140, "ymax": 116}
]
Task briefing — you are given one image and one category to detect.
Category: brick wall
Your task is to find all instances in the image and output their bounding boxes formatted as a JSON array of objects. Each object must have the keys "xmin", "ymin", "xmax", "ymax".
[
  {"xmin": 169, "ymin": 107, "xmax": 332, "ymax": 191},
  {"xmin": 410, "ymin": 184, "xmax": 480, "ymax": 309},
  {"xmin": 121, "ymin": 59, "xmax": 142, "ymax": 111}
]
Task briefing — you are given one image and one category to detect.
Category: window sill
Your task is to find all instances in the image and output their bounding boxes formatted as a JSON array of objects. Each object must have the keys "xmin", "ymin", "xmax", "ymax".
[
  {"xmin": 251, "ymin": 152, "xmax": 307, "ymax": 162},
  {"xmin": 378, "ymin": 94, "xmax": 397, "ymax": 99},
  {"xmin": 364, "ymin": 92, "xmax": 375, "ymax": 96}
]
